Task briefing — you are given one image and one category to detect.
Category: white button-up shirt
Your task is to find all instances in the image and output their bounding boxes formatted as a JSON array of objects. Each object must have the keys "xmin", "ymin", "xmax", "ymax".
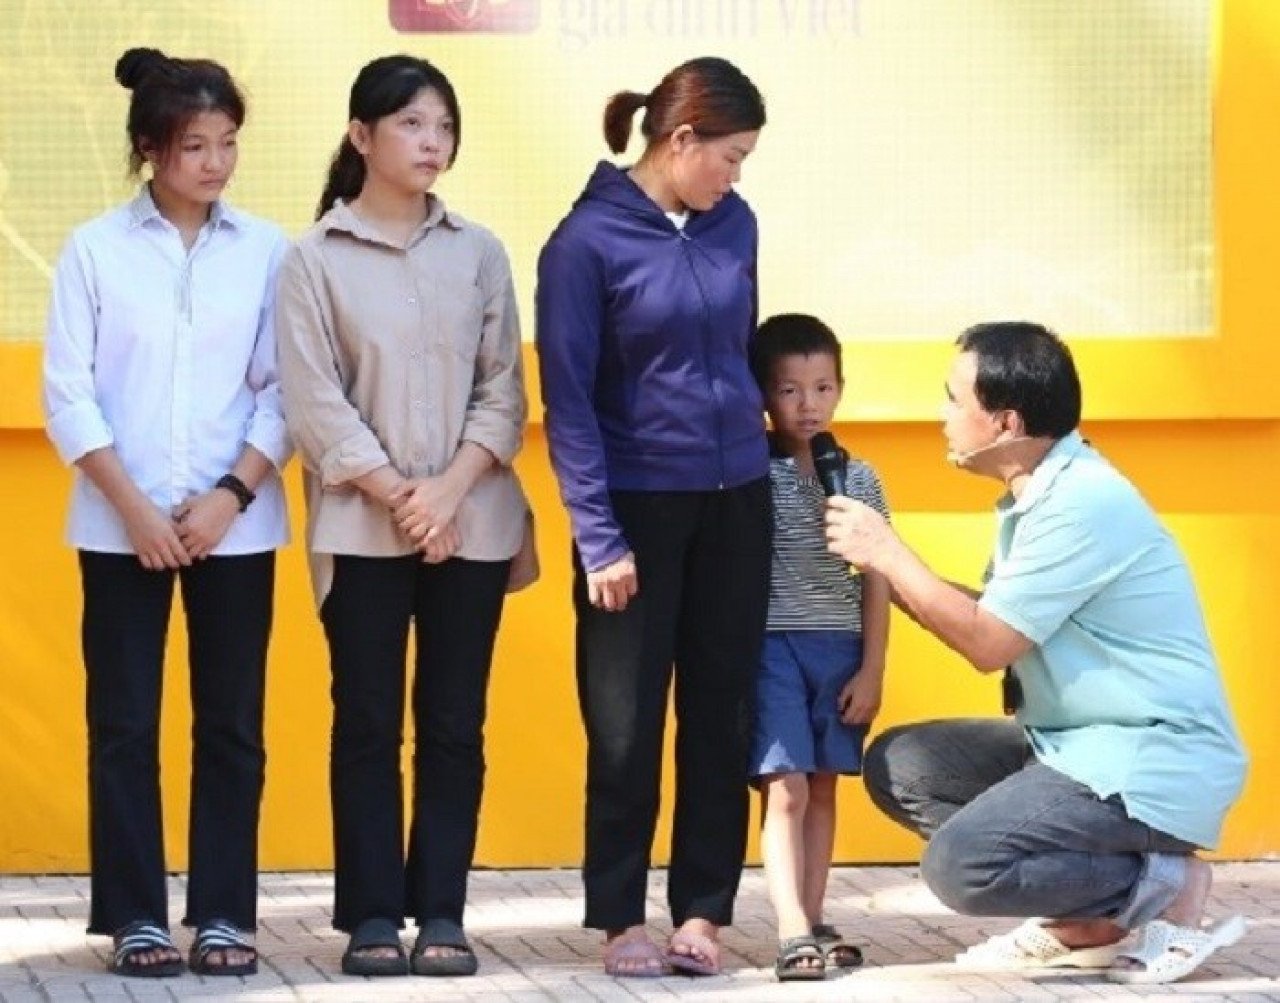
[{"xmin": 43, "ymin": 186, "xmax": 292, "ymax": 554}]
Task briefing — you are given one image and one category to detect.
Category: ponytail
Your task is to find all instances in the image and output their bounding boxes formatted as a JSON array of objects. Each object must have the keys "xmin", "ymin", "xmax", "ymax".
[
  {"xmin": 316, "ymin": 136, "xmax": 366, "ymax": 220},
  {"xmin": 602, "ymin": 91, "xmax": 648, "ymax": 154}
]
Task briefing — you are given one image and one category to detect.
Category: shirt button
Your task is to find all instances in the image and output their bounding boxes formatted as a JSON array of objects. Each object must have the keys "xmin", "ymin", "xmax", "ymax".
[
  {"xmin": 414, "ymin": 399, "xmax": 424, "ymax": 407},
  {"xmin": 407, "ymin": 297, "xmax": 417, "ymax": 305}
]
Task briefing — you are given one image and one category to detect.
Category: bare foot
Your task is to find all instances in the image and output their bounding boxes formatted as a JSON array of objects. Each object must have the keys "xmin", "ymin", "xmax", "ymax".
[
  {"xmin": 1110, "ymin": 855, "xmax": 1211, "ymax": 973},
  {"xmin": 203, "ymin": 946, "xmax": 256, "ymax": 968},
  {"xmin": 666, "ymin": 918, "xmax": 721, "ymax": 974},
  {"xmin": 604, "ymin": 926, "xmax": 665, "ymax": 977},
  {"xmin": 1044, "ymin": 916, "xmax": 1126, "ymax": 949}
]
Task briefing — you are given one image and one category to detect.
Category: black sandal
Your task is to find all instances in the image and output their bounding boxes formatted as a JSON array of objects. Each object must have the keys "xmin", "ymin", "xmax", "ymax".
[
  {"xmin": 189, "ymin": 919, "xmax": 258, "ymax": 976},
  {"xmin": 775, "ymin": 934, "xmax": 826, "ymax": 981},
  {"xmin": 341, "ymin": 917, "xmax": 409, "ymax": 977},
  {"xmin": 813, "ymin": 923, "xmax": 863, "ymax": 968},
  {"xmin": 110, "ymin": 920, "xmax": 183, "ymax": 978},
  {"xmin": 411, "ymin": 918, "xmax": 479, "ymax": 977}
]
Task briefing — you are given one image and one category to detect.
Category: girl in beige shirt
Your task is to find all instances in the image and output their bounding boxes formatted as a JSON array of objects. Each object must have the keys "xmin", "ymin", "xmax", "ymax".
[{"xmin": 275, "ymin": 54, "xmax": 533, "ymax": 980}]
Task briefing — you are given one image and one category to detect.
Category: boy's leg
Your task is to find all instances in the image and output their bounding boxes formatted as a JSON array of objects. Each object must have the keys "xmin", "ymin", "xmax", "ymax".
[
  {"xmin": 801, "ymin": 772, "xmax": 838, "ymax": 925},
  {"xmin": 760, "ymin": 774, "xmax": 814, "ymax": 940}
]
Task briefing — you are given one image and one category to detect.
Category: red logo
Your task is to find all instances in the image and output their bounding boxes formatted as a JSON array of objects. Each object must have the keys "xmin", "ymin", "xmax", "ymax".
[{"xmin": 390, "ymin": 0, "xmax": 538, "ymax": 32}]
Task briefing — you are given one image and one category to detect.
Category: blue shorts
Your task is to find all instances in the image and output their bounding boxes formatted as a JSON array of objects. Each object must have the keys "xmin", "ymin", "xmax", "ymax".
[{"xmin": 749, "ymin": 630, "xmax": 867, "ymax": 779}]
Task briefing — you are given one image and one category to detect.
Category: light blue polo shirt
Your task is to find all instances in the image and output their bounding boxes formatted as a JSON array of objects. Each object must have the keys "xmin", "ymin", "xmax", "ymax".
[{"xmin": 979, "ymin": 432, "xmax": 1246, "ymax": 848}]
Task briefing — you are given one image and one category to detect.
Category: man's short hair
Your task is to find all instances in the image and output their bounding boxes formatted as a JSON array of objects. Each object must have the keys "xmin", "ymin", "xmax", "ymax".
[
  {"xmin": 956, "ymin": 321, "xmax": 1081, "ymax": 438},
  {"xmin": 750, "ymin": 313, "xmax": 843, "ymax": 390}
]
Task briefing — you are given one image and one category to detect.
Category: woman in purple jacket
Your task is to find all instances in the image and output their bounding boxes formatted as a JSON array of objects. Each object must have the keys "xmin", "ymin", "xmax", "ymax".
[{"xmin": 536, "ymin": 57, "xmax": 769, "ymax": 978}]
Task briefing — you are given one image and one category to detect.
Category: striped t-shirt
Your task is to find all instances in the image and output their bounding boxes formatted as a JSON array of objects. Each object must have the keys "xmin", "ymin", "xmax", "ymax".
[{"xmin": 766, "ymin": 449, "xmax": 890, "ymax": 632}]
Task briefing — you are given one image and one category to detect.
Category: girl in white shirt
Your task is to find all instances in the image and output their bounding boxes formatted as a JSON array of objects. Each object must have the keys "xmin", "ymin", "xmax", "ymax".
[{"xmin": 42, "ymin": 47, "xmax": 289, "ymax": 980}]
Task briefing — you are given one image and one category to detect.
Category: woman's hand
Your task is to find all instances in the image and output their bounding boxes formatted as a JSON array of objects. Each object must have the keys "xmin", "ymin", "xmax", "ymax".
[
  {"xmin": 587, "ymin": 552, "xmax": 639, "ymax": 612},
  {"xmin": 393, "ymin": 476, "xmax": 463, "ymax": 546},
  {"xmin": 122, "ymin": 500, "xmax": 192, "ymax": 570},
  {"xmin": 173, "ymin": 489, "xmax": 241, "ymax": 560},
  {"xmin": 420, "ymin": 520, "xmax": 462, "ymax": 564}
]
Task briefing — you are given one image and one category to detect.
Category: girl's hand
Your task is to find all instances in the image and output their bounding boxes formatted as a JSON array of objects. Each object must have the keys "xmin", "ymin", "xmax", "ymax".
[
  {"xmin": 420, "ymin": 519, "xmax": 462, "ymax": 564},
  {"xmin": 587, "ymin": 552, "xmax": 638, "ymax": 612},
  {"xmin": 393, "ymin": 476, "xmax": 463, "ymax": 545},
  {"xmin": 123, "ymin": 501, "xmax": 192, "ymax": 570},
  {"xmin": 838, "ymin": 668, "xmax": 883, "ymax": 725},
  {"xmin": 173, "ymin": 489, "xmax": 241, "ymax": 560}
]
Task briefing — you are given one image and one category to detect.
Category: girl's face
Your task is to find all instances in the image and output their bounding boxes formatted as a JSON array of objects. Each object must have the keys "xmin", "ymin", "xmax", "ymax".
[
  {"xmin": 353, "ymin": 87, "xmax": 456, "ymax": 197},
  {"xmin": 147, "ymin": 110, "xmax": 239, "ymax": 207},
  {"xmin": 668, "ymin": 127, "xmax": 758, "ymax": 212}
]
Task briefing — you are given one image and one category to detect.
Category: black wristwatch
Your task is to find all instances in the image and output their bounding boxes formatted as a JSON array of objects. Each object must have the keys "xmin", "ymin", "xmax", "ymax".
[{"xmin": 215, "ymin": 474, "xmax": 256, "ymax": 512}]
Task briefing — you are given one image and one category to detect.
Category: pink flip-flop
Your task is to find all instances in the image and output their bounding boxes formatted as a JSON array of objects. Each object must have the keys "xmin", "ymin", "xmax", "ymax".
[
  {"xmin": 665, "ymin": 930, "xmax": 721, "ymax": 976},
  {"xmin": 603, "ymin": 935, "xmax": 668, "ymax": 978}
]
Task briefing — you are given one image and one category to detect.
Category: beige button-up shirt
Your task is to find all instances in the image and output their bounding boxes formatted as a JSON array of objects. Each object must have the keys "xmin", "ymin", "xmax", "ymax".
[{"xmin": 276, "ymin": 197, "xmax": 529, "ymax": 606}]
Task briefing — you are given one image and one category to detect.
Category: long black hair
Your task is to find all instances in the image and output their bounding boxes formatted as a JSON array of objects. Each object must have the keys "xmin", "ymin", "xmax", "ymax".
[{"xmin": 316, "ymin": 55, "xmax": 461, "ymax": 220}]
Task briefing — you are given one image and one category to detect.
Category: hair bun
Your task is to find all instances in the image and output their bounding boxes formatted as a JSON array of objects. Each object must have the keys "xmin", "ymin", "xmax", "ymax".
[{"xmin": 115, "ymin": 47, "xmax": 169, "ymax": 90}]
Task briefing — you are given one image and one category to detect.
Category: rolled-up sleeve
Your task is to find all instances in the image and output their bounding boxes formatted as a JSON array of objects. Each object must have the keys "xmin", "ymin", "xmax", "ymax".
[
  {"xmin": 536, "ymin": 232, "xmax": 627, "ymax": 572},
  {"xmin": 460, "ymin": 235, "xmax": 526, "ymax": 465},
  {"xmin": 275, "ymin": 245, "xmax": 391, "ymax": 486},
  {"xmin": 243, "ymin": 231, "xmax": 293, "ymax": 471},
  {"xmin": 42, "ymin": 234, "xmax": 114, "ymax": 465}
]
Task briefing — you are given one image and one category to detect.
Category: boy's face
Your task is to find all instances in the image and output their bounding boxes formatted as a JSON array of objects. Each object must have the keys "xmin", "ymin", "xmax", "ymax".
[{"xmin": 764, "ymin": 352, "xmax": 843, "ymax": 453}]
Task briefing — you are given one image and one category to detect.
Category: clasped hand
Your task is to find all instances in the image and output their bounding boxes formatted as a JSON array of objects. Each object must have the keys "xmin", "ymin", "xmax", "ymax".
[
  {"xmin": 392, "ymin": 476, "xmax": 463, "ymax": 564},
  {"xmin": 126, "ymin": 490, "xmax": 240, "ymax": 570}
]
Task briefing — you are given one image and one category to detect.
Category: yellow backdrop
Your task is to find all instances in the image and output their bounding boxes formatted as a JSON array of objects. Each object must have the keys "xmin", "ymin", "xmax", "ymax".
[{"xmin": 0, "ymin": 0, "xmax": 1278, "ymax": 872}]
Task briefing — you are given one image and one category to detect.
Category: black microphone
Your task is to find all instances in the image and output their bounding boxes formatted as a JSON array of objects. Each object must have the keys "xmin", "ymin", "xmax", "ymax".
[{"xmin": 810, "ymin": 432, "xmax": 848, "ymax": 497}]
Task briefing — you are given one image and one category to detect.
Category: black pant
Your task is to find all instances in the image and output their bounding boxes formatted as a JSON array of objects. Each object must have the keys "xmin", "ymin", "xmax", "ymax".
[
  {"xmin": 321, "ymin": 554, "xmax": 510, "ymax": 933},
  {"xmin": 79, "ymin": 550, "xmax": 274, "ymax": 935},
  {"xmin": 574, "ymin": 480, "xmax": 771, "ymax": 930}
]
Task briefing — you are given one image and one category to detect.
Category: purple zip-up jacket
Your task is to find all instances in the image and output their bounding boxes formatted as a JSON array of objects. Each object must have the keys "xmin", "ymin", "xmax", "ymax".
[{"xmin": 536, "ymin": 161, "xmax": 768, "ymax": 572}]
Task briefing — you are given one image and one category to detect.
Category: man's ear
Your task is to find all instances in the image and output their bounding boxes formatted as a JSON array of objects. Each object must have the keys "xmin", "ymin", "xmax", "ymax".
[{"xmin": 1001, "ymin": 410, "xmax": 1027, "ymax": 436}]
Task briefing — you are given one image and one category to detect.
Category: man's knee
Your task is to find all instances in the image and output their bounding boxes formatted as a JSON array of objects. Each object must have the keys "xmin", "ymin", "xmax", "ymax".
[
  {"xmin": 920, "ymin": 818, "xmax": 1005, "ymax": 916},
  {"xmin": 861, "ymin": 724, "xmax": 914, "ymax": 813}
]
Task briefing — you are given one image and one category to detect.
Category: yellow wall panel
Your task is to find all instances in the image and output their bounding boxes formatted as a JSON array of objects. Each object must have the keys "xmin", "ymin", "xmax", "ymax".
[{"xmin": 2, "ymin": 421, "xmax": 1277, "ymax": 870}]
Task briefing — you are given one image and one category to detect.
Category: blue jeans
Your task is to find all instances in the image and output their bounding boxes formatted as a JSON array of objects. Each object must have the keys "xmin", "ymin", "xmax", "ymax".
[{"xmin": 863, "ymin": 719, "xmax": 1196, "ymax": 929}]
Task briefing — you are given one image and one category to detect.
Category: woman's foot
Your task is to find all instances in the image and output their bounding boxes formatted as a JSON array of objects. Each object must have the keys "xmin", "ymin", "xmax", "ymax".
[
  {"xmin": 665, "ymin": 918, "xmax": 722, "ymax": 976},
  {"xmin": 110, "ymin": 921, "xmax": 183, "ymax": 978},
  {"xmin": 189, "ymin": 920, "xmax": 258, "ymax": 976},
  {"xmin": 602, "ymin": 926, "xmax": 667, "ymax": 977}
]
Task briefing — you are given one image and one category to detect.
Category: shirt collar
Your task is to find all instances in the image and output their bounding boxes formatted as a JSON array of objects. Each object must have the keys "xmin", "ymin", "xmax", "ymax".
[
  {"xmin": 126, "ymin": 183, "xmax": 242, "ymax": 232},
  {"xmin": 319, "ymin": 194, "xmax": 461, "ymax": 247},
  {"xmin": 998, "ymin": 430, "xmax": 1088, "ymax": 516}
]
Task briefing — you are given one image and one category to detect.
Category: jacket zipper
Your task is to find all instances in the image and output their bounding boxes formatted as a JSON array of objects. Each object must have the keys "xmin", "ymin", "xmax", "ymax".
[{"xmin": 679, "ymin": 230, "xmax": 726, "ymax": 489}]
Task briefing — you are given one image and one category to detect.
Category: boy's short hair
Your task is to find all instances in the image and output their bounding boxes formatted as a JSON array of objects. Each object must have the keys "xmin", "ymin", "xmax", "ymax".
[{"xmin": 749, "ymin": 313, "xmax": 844, "ymax": 389}]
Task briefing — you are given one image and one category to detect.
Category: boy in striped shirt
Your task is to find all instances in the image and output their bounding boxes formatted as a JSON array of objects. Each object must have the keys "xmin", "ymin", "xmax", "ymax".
[{"xmin": 746, "ymin": 314, "xmax": 891, "ymax": 981}]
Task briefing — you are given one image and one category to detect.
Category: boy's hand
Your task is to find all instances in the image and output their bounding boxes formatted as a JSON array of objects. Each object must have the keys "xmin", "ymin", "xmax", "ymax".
[{"xmin": 838, "ymin": 669, "xmax": 883, "ymax": 725}]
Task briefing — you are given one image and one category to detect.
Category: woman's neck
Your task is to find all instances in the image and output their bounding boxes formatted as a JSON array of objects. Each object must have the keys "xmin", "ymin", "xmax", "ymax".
[
  {"xmin": 148, "ymin": 181, "xmax": 212, "ymax": 250},
  {"xmin": 349, "ymin": 178, "xmax": 431, "ymax": 247},
  {"xmin": 628, "ymin": 156, "xmax": 683, "ymax": 214}
]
